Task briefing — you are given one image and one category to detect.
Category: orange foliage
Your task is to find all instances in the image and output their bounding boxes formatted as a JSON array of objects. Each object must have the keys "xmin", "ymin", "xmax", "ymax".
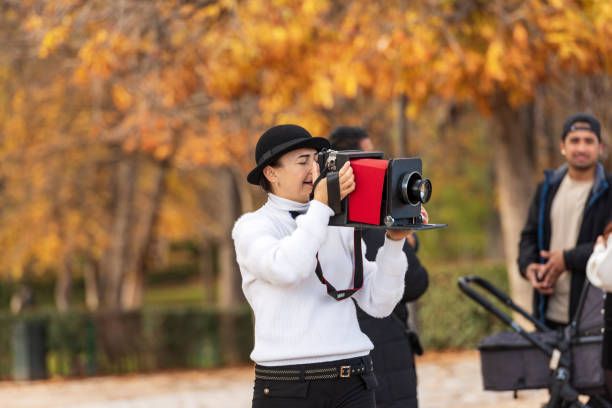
[{"xmin": 1, "ymin": 0, "xmax": 611, "ymax": 280}]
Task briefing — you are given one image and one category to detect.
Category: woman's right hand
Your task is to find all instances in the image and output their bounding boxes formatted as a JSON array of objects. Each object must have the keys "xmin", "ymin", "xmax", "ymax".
[{"xmin": 312, "ymin": 161, "xmax": 355, "ymax": 205}]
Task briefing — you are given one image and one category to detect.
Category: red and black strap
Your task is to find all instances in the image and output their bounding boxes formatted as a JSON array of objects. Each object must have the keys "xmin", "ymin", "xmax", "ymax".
[
  {"xmin": 289, "ymin": 210, "xmax": 363, "ymax": 301},
  {"xmin": 309, "ymin": 171, "xmax": 342, "ymax": 215},
  {"xmin": 315, "ymin": 228, "xmax": 363, "ymax": 301}
]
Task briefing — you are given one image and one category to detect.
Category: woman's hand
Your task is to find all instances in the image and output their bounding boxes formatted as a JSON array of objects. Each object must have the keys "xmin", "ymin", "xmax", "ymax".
[
  {"xmin": 386, "ymin": 206, "xmax": 429, "ymax": 241},
  {"xmin": 420, "ymin": 206, "xmax": 429, "ymax": 224},
  {"xmin": 338, "ymin": 162, "xmax": 356, "ymax": 200},
  {"xmin": 312, "ymin": 161, "xmax": 355, "ymax": 205}
]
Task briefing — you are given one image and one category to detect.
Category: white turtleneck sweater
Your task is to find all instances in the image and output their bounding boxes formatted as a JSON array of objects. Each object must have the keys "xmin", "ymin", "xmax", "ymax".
[
  {"xmin": 587, "ymin": 234, "xmax": 612, "ymax": 292},
  {"xmin": 232, "ymin": 193, "xmax": 408, "ymax": 366}
]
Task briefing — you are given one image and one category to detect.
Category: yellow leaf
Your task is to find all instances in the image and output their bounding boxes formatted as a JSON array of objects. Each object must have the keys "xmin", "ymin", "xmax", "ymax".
[
  {"xmin": 38, "ymin": 26, "xmax": 69, "ymax": 59},
  {"xmin": 24, "ymin": 15, "xmax": 43, "ymax": 32},
  {"xmin": 342, "ymin": 73, "xmax": 358, "ymax": 98},
  {"xmin": 154, "ymin": 144, "xmax": 172, "ymax": 160},
  {"xmin": 312, "ymin": 76, "xmax": 334, "ymax": 109},
  {"xmin": 512, "ymin": 24, "xmax": 528, "ymax": 48},
  {"xmin": 405, "ymin": 102, "xmax": 420, "ymax": 120},
  {"xmin": 484, "ymin": 40, "xmax": 507, "ymax": 82},
  {"xmin": 112, "ymin": 84, "xmax": 133, "ymax": 112}
]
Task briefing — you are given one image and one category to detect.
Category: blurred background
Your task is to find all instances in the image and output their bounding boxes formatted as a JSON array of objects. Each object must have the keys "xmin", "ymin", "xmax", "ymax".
[{"xmin": 0, "ymin": 0, "xmax": 611, "ymax": 382}]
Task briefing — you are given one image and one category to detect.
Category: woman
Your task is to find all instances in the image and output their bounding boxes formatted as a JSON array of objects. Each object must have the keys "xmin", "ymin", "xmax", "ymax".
[
  {"xmin": 586, "ymin": 219, "xmax": 612, "ymax": 398},
  {"xmin": 232, "ymin": 124, "xmax": 419, "ymax": 408}
]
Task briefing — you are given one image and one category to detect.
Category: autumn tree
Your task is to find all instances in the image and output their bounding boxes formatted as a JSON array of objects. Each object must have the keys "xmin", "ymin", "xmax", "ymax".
[
  {"xmin": 3, "ymin": 0, "xmax": 611, "ymax": 319},
  {"xmin": 1, "ymin": 0, "xmax": 253, "ymax": 311},
  {"xmin": 383, "ymin": 0, "xmax": 612, "ymax": 314},
  {"xmin": 211, "ymin": 0, "xmax": 612, "ymax": 314}
]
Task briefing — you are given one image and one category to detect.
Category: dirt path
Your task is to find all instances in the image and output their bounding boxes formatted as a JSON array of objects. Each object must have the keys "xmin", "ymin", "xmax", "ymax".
[
  {"xmin": 416, "ymin": 350, "xmax": 549, "ymax": 408},
  {"xmin": 0, "ymin": 350, "xmax": 550, "ymax": 408}
]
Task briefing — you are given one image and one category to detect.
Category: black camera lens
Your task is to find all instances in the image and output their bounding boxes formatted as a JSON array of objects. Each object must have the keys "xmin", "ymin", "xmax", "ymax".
[{"xmin": 400, "ymin": 172, "xmax": 432, "ymax": 205}]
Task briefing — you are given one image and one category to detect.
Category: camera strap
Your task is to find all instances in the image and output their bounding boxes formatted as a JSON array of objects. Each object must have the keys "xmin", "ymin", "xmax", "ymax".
[
  {"xmin": 310, "ymin": 172, "xmax": 342, "ymax": 215},
  {"xmin": 314, "ymin": 229, "xmax": 364, "ymax": 301},
  {"xmin": 326, "ymin": 172, "xmax": 342, "ymax": 214}
]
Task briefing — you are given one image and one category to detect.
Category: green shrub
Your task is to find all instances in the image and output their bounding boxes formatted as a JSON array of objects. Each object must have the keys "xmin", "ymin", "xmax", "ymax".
[
  {"xmin": 146, "ymin": 263, "xmax": 199, "ymax": 286},
  {"xmin": 0, "ymin": 305, "xmax": 253, "ymax": 379},
  {"xmin": 0, "ymin": 315, "xmax": 12, "ymax": 379},
  {"xmin": 419, "ymin": 260, "xmax": 511, "ymax": 350},
  {"xmin": 143, "ymin": 306, "xmax": 221, "ymax": 369},
  {"xmin": 0, "ymin": 280, "xmax": 14, "ymax": 311}
]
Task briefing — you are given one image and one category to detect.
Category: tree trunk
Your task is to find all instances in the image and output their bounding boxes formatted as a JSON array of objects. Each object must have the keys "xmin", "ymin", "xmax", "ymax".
[
  {"xmin": 121, "ymin": 157, "xmax": 171, "ymax": 310},
  {"xmin": 395, "ymin": 94, "xmax": 409, "ymax": 156},
  {"xmin": 84, "ymin": 259, "xmax": 100, "ymax": 311},
  {"xmin": 99, "ymin": 150, "xmax": 138, "ymax": 311},
  {"xmin": 54, "ymin": 257, "xmax": 72, "ymax": 313},
  {"xmin": 217, "ymin": 166, "xmax": 245, "ymax": 365},
  {"xmin": 200, "ymin": 239, "xmax": 218, "ymax": 304},
  {"xmin": 490, "ymin": 97, "xmax": 537, "ymax": 328},
  {"xmin": 217, "ymin": 166, "xmax": 244, "ymax": 309},
  {"xmin": 231, "ymin": 166, "xmax": 254, "ymax": 214}
]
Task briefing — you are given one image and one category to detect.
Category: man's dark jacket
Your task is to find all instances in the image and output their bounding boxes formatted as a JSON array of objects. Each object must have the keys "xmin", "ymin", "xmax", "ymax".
[
  {"xmin": 518, "ymin": 162, "xmax": 612, "ymax": 323},
  {"xmin": 356, "ymin": 229, "xmax": 429, "ymax": 408}
]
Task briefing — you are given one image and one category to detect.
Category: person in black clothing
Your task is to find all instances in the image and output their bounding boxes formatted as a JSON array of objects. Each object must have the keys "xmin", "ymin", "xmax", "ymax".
[
  {"xmin": 329, "ymin": 126, "xmax": 429, "ymax": 408},
  {"xmin": 587, "ymin": 220, "xmax": 612, "ymax": 399},
  {"xmin": 518, "ymin": 113, "xmax": 612, "ymax": 328}
]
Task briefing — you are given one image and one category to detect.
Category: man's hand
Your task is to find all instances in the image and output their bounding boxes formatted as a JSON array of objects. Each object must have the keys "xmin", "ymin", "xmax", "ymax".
[
  {"xmin": 525, "ymin": 263, "xmax": 553, "ymax": 295},
  {"xmin": 539, "ymin": 249, "xmax": 566, "ymax": 289},
  {"xmin": 312, "ymin": 161, "xmax": 355, "ymax": 205}
]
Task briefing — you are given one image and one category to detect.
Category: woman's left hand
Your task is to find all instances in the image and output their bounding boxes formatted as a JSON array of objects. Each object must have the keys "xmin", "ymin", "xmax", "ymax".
[
  {"xmin": 386, "ymin": 206, "xmax": 429, "ymax": 241},
  {"xmin": 420, "ymin": 206, "xmax": 429, "ymax": 224}
]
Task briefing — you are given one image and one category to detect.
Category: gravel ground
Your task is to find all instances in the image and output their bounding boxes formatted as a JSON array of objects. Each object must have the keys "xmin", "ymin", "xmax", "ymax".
[{"xmin": 0, "ymin": 350, "xmax": 552, "ymax": 408}]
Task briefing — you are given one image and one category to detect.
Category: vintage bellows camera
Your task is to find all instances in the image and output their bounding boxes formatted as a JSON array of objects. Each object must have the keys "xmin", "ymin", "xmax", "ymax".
[{"xmin": 315, "ymin": 149, "xmax": 446, "ymax": 230}]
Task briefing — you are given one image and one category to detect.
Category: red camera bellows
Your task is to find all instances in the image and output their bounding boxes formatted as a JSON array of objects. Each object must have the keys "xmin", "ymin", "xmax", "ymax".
[{"xmin": 348, "ymin": 159, "xmax": 388, "ymax": 225}]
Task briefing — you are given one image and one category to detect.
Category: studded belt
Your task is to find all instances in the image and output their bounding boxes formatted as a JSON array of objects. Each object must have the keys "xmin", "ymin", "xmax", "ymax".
[{"xmin": 254, "ymin": 355, "xmax": 374, "ymax": 381}]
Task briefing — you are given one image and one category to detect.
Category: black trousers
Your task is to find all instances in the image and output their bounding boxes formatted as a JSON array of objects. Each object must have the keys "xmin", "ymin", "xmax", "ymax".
[
  {"xmin": 606, "ymin": 369, "xmax": 612, "ymax": 400},
  {"xmin": 252, "ymin": 356, "xmax": 378, "ymax": 408}
]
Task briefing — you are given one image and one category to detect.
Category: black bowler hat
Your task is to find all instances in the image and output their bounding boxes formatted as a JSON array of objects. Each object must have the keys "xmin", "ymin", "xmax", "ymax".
[
  {"xmin": 247, "ymin": 124, "xmax": 330, "ymax": 185},
  {"xmin": 562, "ymin": 113, "xmax": 601, "ymax": 141}
]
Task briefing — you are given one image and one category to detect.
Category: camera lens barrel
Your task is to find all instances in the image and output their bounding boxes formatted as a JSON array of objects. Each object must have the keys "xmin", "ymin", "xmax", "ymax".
[{"xmin": 400, "ymin": 172, "xmax": 432, "ymax": 205}]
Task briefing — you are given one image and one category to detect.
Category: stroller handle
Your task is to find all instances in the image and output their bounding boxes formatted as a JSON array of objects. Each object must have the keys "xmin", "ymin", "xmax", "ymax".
[
  {"xmin": 457, "ymin": 275, "xmax": 560, "ymax": 361},
  {"xmin": 458, "ymin": 275, "xmax": 549, "ymax": 332}
]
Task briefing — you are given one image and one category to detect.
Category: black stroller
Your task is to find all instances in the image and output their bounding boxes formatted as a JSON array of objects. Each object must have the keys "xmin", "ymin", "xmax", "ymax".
[{"xmin": 458, "ymin": 275, "xmax": 611, "ymax": 408}]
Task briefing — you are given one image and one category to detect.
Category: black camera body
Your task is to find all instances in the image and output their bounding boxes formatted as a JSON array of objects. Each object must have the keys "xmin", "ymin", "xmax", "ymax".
[{"xmin": 316, "ymin": 149, "xmax": 445, "ymax": 231}]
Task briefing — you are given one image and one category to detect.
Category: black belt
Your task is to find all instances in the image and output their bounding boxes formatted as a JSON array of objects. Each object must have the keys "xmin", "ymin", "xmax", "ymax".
[{"xmin": 255, "ymin": 355, "xmax": 374, "ymax": 381}]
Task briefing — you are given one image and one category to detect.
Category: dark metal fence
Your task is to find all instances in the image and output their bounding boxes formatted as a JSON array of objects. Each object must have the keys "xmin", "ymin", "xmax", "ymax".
[{"xmin": 0, "ymin": 306, "xmax": 253, "ymax": 380}]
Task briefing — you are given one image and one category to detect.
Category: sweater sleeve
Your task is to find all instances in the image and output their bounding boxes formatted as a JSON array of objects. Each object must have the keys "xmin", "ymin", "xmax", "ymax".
[
  {"xmin": 586, "ymin": 235, "xmax": 612, "ymax": 292},
  {"xmin": 353, "ymin": 235, "xmax": 408, "ymax": 318},
  {"xmin": 232, "ymin": 200, "xmax": 334, "ymax": 287},
  {"xmin": 518, "ymin": 184, "xmax": 543, "ymax": 277}
]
